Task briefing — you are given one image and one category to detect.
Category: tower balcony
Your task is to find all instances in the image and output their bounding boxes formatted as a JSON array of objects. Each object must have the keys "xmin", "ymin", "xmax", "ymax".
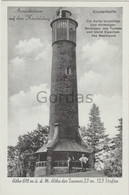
[
  {"xmin": 51, "ymin": 9, "xmax": 78, "ymax": 45},
  {"xmin": 52, "ymin": 9, "xmax": 75, "ymax": 21}
]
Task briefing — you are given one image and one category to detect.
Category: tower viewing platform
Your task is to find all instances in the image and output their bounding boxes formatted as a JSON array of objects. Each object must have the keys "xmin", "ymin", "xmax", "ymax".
[{"xmin": 50, "ymin": 9, "xmax": 78, "ymax": 45}]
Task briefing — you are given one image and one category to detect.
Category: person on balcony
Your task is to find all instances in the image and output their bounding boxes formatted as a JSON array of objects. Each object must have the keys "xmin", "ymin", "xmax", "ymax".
[{"xmin": 79, "ymin": 154, "xmax": 88, "ymax": 172}]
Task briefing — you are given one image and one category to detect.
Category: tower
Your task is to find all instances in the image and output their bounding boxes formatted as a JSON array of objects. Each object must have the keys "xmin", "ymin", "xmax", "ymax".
[
  {"xmin": 49, "ymin": 9, "xmax": 78, "ymax": 140},
  {"xmin": 34, "ymin": 9, "xmax": 93, "ymax": 176}
]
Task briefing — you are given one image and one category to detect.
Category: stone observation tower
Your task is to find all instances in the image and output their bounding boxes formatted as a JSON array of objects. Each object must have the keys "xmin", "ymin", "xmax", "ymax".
[{"xmin": 34, "ymin": 9, "xmax": 93, "ymax": 176}]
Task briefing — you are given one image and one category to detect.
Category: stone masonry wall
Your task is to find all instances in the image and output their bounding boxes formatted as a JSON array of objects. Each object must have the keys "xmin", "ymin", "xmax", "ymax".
[{"xmin": 49, "ymin": 41, "xmax": 79, "ymax": 140}]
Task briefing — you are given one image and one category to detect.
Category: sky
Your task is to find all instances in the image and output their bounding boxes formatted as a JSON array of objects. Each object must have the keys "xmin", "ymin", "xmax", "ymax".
[{"xmin": 8, "ymin": 7, "xmax": 122, "ymax": 146}]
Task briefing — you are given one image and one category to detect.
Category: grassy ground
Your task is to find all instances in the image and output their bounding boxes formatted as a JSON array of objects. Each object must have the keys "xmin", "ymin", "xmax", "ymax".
[{"xmin": 49, "ymin": 169, "xmax": 105, "ymax": 177}]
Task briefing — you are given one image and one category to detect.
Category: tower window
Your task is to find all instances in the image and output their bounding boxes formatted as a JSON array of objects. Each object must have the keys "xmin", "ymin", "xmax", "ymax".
[
  {"xmin": 65, "ymin": 67, "xmax": 71, "ymax": 75},
  {"xmin": 57, "ymin": 21, "xmax": 67, "ymax": 28}
]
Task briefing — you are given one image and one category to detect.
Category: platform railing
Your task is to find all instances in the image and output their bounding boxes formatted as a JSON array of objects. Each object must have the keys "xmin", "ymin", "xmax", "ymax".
[
  {"xmin": 53, "ymin": 160, "xmax": 81, "ymax": 167},
  {"xmin": 36, "ymin": 161, "xmax": 47, "ymax": 167},
  {"xmin": 72, "ymin": 161, "xmax": 81, "ymax": 167},
  {"xmin": 54, "ymin": 160, "xmax": 67, "ymax": 167},
  {"xmin": 36, "ymin": 160, "xmax": 82, "ymax": 168},
  {"xmin": 52, "ymin": 15, "xmax": 75, "ymax": 21}
]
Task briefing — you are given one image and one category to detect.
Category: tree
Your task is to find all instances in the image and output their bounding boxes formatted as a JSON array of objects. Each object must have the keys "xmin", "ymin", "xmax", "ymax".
[
  {"xmin": 7, "ymin": 124, "xmax": 49, "ymax": 177},
  {"xmin": 7, "ymin": 146, "xmax": 20, "ymax": 177},
  {"xmin": 80, "ymin": 104, "xmax": 109, "ymax": 169},
  {"xmin": 104, "ymin": 118, "xmax": 122, "ymax": 177}
]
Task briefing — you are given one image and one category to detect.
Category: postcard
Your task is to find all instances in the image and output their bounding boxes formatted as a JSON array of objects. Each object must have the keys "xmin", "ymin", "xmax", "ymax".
[{"xmin": 1, "ymin": 1, "xmax": 129, "ymax": 195}]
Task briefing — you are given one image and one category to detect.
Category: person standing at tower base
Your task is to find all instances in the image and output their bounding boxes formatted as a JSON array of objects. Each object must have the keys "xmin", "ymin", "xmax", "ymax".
[
  {"xmin": 67, "ymin": 157, "xmax": 73, "ymax": 173},
  {"xmin": 79, "ymin": 154, "xmax": 88, "ymax": 172}
]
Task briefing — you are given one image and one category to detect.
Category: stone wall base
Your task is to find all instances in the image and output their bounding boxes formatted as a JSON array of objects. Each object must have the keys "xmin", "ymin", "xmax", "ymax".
[
  {"xmin": 53, "ymin": 167, "xmax": 82, "ymax": 175},
  {"xmin": 34, "ymin": 167, "xmax": 83, "ymax": 176},
  {"xmin": 34, "ymin": 167, "xmax": 46, "ymax": 177},
  {"xmin": 53, "ymin": 167, "xmax": 69, "ymax": 174}
]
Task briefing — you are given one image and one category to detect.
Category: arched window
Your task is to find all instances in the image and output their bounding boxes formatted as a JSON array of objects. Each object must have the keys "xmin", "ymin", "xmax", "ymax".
[{"xmin": 65, "ymin": 67, "xmax": 71, "ymax": 75}]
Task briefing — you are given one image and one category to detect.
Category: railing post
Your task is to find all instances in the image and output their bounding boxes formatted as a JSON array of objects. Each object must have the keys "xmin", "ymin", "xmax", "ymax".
[{"xmin": 46, "ymin": 150, "xmax": 52, "ymax": 175}]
